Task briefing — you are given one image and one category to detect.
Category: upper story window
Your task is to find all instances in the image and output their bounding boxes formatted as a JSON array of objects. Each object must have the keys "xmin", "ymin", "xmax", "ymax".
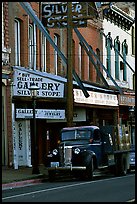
[
  {"xmin": 41, "ymin": 33, "xmax": 47, "ymax": 72},
  {"xmin": 131, "ymin": 26, "xmax": 135, "ymax": 56},
  {"xmin": 78, "ymin": 43, "xmax": 82, "ymax": 78},
  {"xmin": 88, "ymin": 45, "xmax": 94, "ymax": 82},
  {"xmin": 105, "ymin": 32, "xmax": 112, "ymax": 77},
  {"xmin": 29, "ymin": 23, "xmax": 36, "ymax": 70},
  {"xmin": 96, "ymin": 48, "xmax": 101, "ymax": 83},
  {"xmin": 122, "ymin": 39, "xmax": 128, "ymax": 81},
  {"xmin": 133, "ymin": 74, "xmax": 135, "ymax": 91},
  {"xmin": 114, "ymin": 36, "xmax": 120, "ymax": 80},
  {"xmin": 2, "ymin": 3, "xmax": 4, "ymax": 50},
  {"xmin": 72, "ymin": 39, "xmax": 75, "ymax": 71},
  {"xmin": 54, "ymin": 34, "xmax": 60, "ymax": 75},
  {"xmin": 15, "ymin": 19, "xmax": 21, "ymax": 66}
]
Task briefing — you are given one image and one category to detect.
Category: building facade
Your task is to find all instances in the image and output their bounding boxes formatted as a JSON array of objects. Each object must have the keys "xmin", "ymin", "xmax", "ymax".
[
  {"xmin": 102, "ymin": 2, "xmax": 135, "ymax": 147},
  {"xmin": 2, "ymin": 2, "xmax": 135, "ymax": 169}
]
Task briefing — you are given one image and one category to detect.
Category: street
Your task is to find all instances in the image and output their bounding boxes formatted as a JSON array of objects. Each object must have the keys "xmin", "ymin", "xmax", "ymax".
[{"xmin": 2, "ymin": 173, "xmax": 135, "ymax": 202}]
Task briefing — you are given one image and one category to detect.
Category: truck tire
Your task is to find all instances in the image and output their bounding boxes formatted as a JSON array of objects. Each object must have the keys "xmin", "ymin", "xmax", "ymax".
[
  {"xmin": 115, "ymin": 154, "xmax": 127, "ymax": 176},
  {"xmin": 48, "ymin": 170, "xmax": 56, "ymax": 182},
  {"xmin": 121, "ymin": 156, "xmax": 127, "ymax": 176},
  {"xmin": 83, "ymin": 153, "xmax": 94, "ymax": 180}
]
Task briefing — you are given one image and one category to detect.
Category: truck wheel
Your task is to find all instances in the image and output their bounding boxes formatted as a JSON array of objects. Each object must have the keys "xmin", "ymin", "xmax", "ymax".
[
  {"xmin": 121, "ymin": 157, "xmax": 127, "ymax": 176},
  {"xmin": 48, "ymin": 170, "xmax": 56, "ymax": 182},
  {"xmin": 115, "ymin": 154, "xmax": 127, "ymax": 176},
  {"xmin": 83, "ymin": 154, "xmax": 94, "ymax": 181}
]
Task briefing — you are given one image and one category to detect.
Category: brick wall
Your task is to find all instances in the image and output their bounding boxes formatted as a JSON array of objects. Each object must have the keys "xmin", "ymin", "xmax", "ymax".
[{"xmin": 3, "ymin": 2, "xmax": 9, "ymax": 48}]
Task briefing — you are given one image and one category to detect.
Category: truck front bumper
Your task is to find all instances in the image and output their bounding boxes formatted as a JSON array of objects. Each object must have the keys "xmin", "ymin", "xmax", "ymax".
[{"xmin": 47, "ymin": 166, "xmax": 86, "ymax": 171}]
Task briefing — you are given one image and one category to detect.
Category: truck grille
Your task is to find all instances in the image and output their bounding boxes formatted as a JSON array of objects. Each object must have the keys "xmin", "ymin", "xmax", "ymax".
[{"xmin": 59, "ymin": 146, "xmax": 72, "ymax": 166}]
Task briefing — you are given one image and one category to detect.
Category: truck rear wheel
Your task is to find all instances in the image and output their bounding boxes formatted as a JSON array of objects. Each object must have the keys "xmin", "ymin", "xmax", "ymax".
[
  {"xmin": 115, "ymin": 154, "xmax": 127, "ymax": 176},
  {"xmin": 121, "ymin": 156, "xmax": 127, "ymax": 175},
  {"xmin": 83, "ymin": 154, "xmax": 94, "ymax": 180}
]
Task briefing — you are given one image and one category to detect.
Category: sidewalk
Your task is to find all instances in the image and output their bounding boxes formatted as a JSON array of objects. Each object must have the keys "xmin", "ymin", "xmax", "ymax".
[{"xmin": 2, "ymin": 165, "xmax": 49, "ymax": 190}]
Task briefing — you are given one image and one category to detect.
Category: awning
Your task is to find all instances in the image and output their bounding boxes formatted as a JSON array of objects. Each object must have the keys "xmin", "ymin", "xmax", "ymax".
[{"xmin": 12, "ymin": 66, "xmax": 118, "ymax": 96}]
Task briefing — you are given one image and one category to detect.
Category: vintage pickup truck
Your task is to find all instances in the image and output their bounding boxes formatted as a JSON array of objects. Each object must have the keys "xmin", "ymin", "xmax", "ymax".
[{"xmin": 46, "ymin": 125, "xmax": 130, "ymax": 181}]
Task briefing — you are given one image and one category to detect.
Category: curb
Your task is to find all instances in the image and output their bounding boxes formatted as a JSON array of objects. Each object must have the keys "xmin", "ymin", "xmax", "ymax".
[{"xmin": 2, "ymin": 177, "xmax": 47, "ymax": 190}]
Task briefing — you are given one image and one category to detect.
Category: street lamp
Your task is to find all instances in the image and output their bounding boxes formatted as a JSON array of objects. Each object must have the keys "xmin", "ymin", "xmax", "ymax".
[{"xmin": 29, "ymin": 82, "xmax": 40, "ymax": 174}]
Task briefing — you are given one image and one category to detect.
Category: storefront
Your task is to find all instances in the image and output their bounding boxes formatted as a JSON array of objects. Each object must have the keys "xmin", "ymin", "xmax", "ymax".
[
  {"xmin": 11, "ymin": 67, "xmax": 89, "ymax": 168},
  {"xmin": 12, "ymin": 66, "xmax": 67, "ymax": 168},
  {"xmin": 73, "ymin": 88, "xmax": 119, "ymax": 127},
  {"xmin": 118, "ymin": 93, "xmax": 135, "ymax": 147}
]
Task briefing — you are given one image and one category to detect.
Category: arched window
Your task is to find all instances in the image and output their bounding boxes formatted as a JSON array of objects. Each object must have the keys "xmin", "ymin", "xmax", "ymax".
[
  {"xmin": 72, "ymin": 39, "xmax": 75, "ymax": 71},
  {"xmin": 78, "ymin": 43, "xmax": 82, "ymax": 78},
  {"xmin": 114, "ymin": 36, "xmax": 120, "ymax": 80},
  {"xmin": 15, "ymin": 19, "xmax": 21, "ymax": 66},
  {"xmin": 133, "ymin": 74, "xmax": 135, "ymax": 91},
  {"xmin": 29, "ymin": 23, "xmax": 36, "ymax": 70},
  {"xmin": 54, "ymin": 34, "xmax": 60, "ymax": 75},
  {"xmin": 131, "ymin": 26, "xmax": 135, "ymax": 56},
  {"xmin": 78, "ymin": 43, "xmax": 85, "ymax": 80},
  {"xmin": 122, "ymin": 39, "xmax": 128, "ymax": 81},
  {"xmin": 96, "ymin": 48, "xmax": 101, "ymax": 83},
  {"xmin": 106, "ymin": 32, "xmax": 112, "ymax": 76},
  {"xmin": 2, "ymin": 3, "xmax": 4, "ymax": 50},
  {"xmin": 88, "ymin": 45, "xmax": 94, "ymax": 82},
  {"xmin": 41, "ymin": 33, "xmax": 47, "ymax": 72}
]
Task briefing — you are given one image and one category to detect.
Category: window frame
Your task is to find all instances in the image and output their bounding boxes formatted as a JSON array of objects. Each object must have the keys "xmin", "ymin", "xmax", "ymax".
[{"xmin": 15, "ymin": 19, "xmax": 21, "ymax": 66}]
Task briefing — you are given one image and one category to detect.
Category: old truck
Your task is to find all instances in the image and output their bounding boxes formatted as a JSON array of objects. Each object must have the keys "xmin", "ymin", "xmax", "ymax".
[{"xmin": 46, "ymin": 125, "xmax": 131, "ymax": 181}]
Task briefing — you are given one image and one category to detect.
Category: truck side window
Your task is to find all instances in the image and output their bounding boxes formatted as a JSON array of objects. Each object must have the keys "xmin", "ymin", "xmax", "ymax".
[{"xmin": 93, "ymin": 129, "xmax": 101, "ymax": 142}]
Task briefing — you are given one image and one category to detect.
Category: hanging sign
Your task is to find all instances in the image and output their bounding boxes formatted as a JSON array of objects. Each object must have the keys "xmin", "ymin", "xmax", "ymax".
[
  {"xmin": 13, "ymin": 69, "xmax": 64, "ymax": 98},
  {"xmin": 74, "ymin": 89, "xmax": 118, "ymax": 106},
  {"xmin": 42, "ymin": 2, "xmax": 87, "ymax": 28}
]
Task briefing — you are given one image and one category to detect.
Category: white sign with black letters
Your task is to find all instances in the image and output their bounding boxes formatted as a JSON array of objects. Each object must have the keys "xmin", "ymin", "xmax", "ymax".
[
  {"xmin": 74, "ymin": 89, "xmax": 118, "ymax": 106},
  {"xmin": 16, "ymin": 108, "xmax": 65, "ymax": 119},
  {"xmin": 13, "ymin": 69, "xmax": 64, "ymax": 98}
]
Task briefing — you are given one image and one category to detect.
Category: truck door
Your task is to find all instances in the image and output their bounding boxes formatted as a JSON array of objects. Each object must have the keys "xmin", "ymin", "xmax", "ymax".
[{"xmin": 91, "ymin": 129, "xmax": 106, "ymax": 166}]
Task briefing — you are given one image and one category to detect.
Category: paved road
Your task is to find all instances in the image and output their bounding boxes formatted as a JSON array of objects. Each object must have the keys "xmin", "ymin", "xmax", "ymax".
[{"xmin": 2, "ymin": 173, "xmax": 135, "ymax": 202}]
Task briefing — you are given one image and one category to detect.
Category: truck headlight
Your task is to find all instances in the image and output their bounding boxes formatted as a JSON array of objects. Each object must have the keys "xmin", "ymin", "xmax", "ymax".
[
  {"xmin": 52, "ymin": 149, "xmax": 58, "ymax": 155},
  {"xmin": 74, "ymin": 148, "xmax": 80, "ymax": 154}
]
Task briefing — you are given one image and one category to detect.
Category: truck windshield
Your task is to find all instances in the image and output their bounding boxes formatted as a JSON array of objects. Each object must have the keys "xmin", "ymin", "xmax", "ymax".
[{"xmin": 61, "ymin": 129, "xmax": 91, "ymax": 141}]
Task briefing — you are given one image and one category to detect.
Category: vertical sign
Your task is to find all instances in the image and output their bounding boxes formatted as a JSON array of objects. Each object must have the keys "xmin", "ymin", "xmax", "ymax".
[{"xmin": 26, "ymin": 120, "xmax": 32, "ymax": 167}]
